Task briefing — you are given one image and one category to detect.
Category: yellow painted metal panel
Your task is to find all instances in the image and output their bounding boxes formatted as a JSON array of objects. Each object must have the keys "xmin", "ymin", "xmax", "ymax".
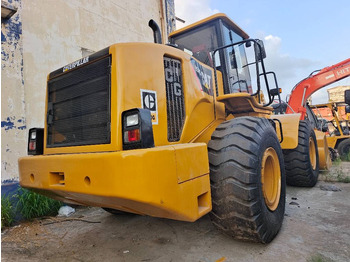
[
  {"xmin": 315, "ymin": 130, "xmax": 332, "ymax": 170},
  {"xmin": 19, "ymin": 143, "xmax": 211, "ymax": 222},
  {"xmin": 214, "ymin": 71, "xmax": 226, "ymax": 120},
  {"xmin": 326, "ymin": 136, "xmax": 337, "ymax": 149},
  {"xmin": 271, "ymin": 114, "xmax": 301, "ymax": 149},
  {"xmin": 175, "ymin": 143, "xmax": 209, "ymax": 183}
]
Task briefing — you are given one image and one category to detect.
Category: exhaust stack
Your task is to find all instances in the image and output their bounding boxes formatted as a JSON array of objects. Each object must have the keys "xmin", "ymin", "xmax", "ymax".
[{"xmin": 148, "ymin": 19, "xmax": 162, "ymax": 44}]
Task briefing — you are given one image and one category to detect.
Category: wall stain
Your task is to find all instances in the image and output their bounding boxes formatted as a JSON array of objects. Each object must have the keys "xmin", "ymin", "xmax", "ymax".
[
  {"xmin": 2, "ymin": 161, "xmax": 8, "ymax": 171},
  {"xmin": 1, "ymin": 116, "xmax": 26, "ymax": 131},
  {"xmin": 1, "ymin": 117, "xmax": 15, "ymax": 130},
  {"xmin": 1, "ymin": 0, "xmax": 22, "ymax": 65},
  {"xmin": 165, "ymin": 0, "xmax": 176, "ymax": 35},
  {"xmin": 1, "ymin": 31, "xmax": 6, "ymax": 42},
  {"xmin": 1, "ymin": 50, "xmax": 9, "ymax": 61},
  {"xmin": 2, "ymin": 179, "xmax": 18, "ymax": 184}
]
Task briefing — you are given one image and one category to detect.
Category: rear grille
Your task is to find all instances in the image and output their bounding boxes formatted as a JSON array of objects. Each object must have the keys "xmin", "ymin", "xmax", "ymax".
[
  {"xmin": 164, "ymin": 56, "xmax": 185, "ymax": 142},
  {"xmin": 47, "ymin": 56, "xmax": 111, "ymax": 147}
]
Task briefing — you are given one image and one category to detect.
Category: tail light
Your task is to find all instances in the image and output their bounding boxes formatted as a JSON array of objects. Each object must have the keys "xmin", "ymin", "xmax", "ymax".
[
  {"xmin": 28, "ymin": 128, "xmax": 44, "ymax": 155},
  {"xmin": 122, "ymin": 109, "xmax": 154, "ymax": 150}
]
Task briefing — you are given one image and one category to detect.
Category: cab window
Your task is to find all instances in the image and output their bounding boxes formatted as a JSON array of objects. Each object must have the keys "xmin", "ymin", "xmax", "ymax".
[
  {"xmin": 170, "ymin": 25, "xmax": 218, "ymax": 67},
  {"xmin": 221, "ymin": 23, "xmax": 252, "ymax": 94}
]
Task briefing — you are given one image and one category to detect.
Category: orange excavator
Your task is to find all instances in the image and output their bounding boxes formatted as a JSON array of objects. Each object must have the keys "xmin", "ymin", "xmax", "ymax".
[
  {"xmin": 284, "ymin": 58, "xmax": 350, "ymax": 160},
  {"xmin": 286, "ymin": 58, "xmax": 350, "ymax": 118}
]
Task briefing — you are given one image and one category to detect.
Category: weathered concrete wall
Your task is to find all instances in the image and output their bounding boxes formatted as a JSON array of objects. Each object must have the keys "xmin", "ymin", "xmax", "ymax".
[
  {"xmin": 328, "ymin": 86, "xmax": 350, "ymax": 102},
  {"xmin": 1, "ymin": 0, "xmax": 175, "ymax": 182},
  {"xmin": 1, "ymin": 0, "xmax": 26, "ymax": 182},
  {"xmin": 165, "ymin": 0, "xmax": 176, "ymax": 36}
]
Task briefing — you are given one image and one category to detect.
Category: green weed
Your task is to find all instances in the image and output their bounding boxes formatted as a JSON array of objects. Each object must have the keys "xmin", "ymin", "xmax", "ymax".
[
  {"xmin": 15, "ymin": 188, "xmax": 63, "ymax": 220},
  {"xmin": 332, "ymin": 157, "xmax": 342, "ymax": 165},
  {"xmin": 337, "ymin": 151, "xmax": 350, "ymax": 162},
  {"xmin": 335, "ymin": 168, "xmax": 350, "ymax": 183},
  {"xmin": 343, "ymin": 152, "xmax": 350, "ymax": 161},
  {"xmin": 1, "ymin": 195, "xmax": 15, "ymax": 229},
  {"xmin": 337, "ymin": 175, "xmax": 350, "ymax": 183},
  {"xmin": 307, "ymin": 254, "xmax": 332, "ymax": 262},
  {"xmin": 323, "ymin": 167, "xmax": 350, "ymax": 183}
]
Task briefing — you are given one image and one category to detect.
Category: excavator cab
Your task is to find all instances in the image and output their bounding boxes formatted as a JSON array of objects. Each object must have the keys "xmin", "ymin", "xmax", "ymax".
[{"xmin": 169, "ymin": 14, "xmax": 280, "ymax": 110}]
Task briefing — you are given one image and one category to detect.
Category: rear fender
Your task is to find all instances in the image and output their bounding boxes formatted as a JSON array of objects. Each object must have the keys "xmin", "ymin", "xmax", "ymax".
[
  {"xmin": 270, "ymin": 114, "xmax": 300, "ymax": 149},
  {"xmin": 315, "ymin": 130, "xmax": 332, "ymax": 170}
]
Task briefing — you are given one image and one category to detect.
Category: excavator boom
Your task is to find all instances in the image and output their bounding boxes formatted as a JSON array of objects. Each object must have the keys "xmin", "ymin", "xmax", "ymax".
[{"xmin": 286, "ymin": 58, "xmax": 350, "ymax": 119}]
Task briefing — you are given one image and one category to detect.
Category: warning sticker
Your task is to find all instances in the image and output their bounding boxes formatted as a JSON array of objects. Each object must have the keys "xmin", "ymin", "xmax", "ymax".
[{"xmin": 140, "ymin": 89, "xmax": 158, "ymax": 125}]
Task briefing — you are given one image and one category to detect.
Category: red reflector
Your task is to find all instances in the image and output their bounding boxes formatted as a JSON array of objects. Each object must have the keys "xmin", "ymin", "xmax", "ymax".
[
  {"xmin": 29, "ymin": 141, "xmax": 36, "ymax": 151},
  {"xmin": 127, "ymin": 129, "xmax": 140, "ymax": 142}
]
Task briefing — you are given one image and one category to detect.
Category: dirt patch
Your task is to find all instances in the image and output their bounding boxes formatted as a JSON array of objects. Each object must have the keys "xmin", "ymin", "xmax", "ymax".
[
  {"xmin": 319, "ymin": 161, "xmax": 350, "ymax": 182},
  {"xmin": 2, "ymin": 164, "xmax": 350, "ymax": 262}
]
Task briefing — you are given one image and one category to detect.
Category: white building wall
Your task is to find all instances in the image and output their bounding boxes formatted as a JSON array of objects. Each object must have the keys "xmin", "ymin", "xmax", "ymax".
[
  {"xmin": 1, "ymin": 0, "xmax": 26, "ymax": 182},
  {"xmin": 2, "ymin": 0, "xmax": 174, "ymax": 182}
]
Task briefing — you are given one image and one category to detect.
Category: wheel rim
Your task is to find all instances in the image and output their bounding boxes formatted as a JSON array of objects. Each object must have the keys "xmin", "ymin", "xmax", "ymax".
[
  {"xmin": 261, "ymin": 147, "xmax": 281, "ymax": 211},
  {"xmin": 309, "ymin": 137, "xmax": 317, "ymax": 170}
]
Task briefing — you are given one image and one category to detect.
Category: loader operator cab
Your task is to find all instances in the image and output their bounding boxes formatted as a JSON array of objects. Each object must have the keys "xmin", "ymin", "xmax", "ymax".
[{"xmin": 169, "ymin": 13, "xmax": 280, "ymax": 107}]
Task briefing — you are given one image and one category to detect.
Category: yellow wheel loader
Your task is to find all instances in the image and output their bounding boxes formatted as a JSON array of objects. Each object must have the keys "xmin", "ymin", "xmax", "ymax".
[
  {"xmin": 310, "ymin": 97, "xmax": 350, "ymax": 160},
  {"xmin": 19, "ymin": 14, "xmax": 303, "ymax": 243}
]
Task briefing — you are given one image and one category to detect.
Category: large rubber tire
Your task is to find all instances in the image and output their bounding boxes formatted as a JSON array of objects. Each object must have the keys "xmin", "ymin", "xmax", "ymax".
[
  {"xmin": 283, "ymin": 120, "xmax": 319, "ymax": 187},
  {"xmin": 337, "ymin": 138, "xmax": 350, "ymax": 160},
  {"xmin": 208, "ymin": 117, "xmax": 286, "ymax": 243}
]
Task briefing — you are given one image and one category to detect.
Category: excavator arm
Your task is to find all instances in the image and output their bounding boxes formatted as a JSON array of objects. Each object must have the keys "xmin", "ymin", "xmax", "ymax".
[{"xmin": 286, "ymin": 58, "xmax": 350, "ymax": 119}]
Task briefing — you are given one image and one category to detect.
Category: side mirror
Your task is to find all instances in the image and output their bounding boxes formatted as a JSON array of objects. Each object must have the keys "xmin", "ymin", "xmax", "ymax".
[
  {"xmin": 270, "ymin": 88, "xmax": 282, "ymax": 96},
  {"xmin": 345, "ymin": 90, "xmax": 350, "ymax": 105},
  {"xmin": 254, "ymin": 39, "xmax": 266, "ymax": 61}
]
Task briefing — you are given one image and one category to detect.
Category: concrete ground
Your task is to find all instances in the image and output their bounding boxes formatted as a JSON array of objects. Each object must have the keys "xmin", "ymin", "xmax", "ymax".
[{"xmin": 2, "ymin": 164, "xmax": 350, "ymax": 262}]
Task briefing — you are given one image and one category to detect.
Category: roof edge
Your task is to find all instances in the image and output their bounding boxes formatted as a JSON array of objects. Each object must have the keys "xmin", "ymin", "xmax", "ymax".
[{"xmin": 169, "ymin": 13, "xmax": 249, "ymax": 39}]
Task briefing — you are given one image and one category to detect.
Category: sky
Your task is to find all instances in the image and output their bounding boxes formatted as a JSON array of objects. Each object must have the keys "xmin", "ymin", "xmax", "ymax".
[{"xmin": 174, "ymin": 0, "xmax": 350, "ymax": 104}]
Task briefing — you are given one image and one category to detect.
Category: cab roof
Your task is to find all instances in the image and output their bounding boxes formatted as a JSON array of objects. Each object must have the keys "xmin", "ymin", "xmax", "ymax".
[{"xmin": 169, "ymin": 13, "xmax": 249, "ymax": 40}]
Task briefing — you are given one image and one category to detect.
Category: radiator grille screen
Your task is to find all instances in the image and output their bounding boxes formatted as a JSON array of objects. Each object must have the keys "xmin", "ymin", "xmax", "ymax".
[
  {"xmin": 164, "ymin": 56, "xmax": 185, "ymax": 142},
  {"xmin": 47, "ymin": 56, "xmax": 111, "ymax": 147}
]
